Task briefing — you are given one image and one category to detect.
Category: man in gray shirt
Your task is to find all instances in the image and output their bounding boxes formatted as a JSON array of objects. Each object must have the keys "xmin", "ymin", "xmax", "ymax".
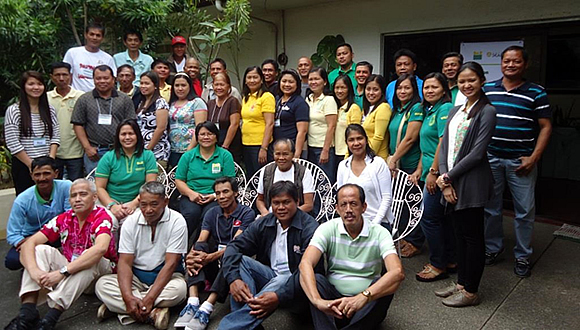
[{"xmin": 72, "ymin": 65, "xmax": 135, "ymax": 174}]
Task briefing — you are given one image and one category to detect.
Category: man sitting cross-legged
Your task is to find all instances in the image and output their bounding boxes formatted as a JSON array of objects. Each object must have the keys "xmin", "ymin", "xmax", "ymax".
[
  {"xmin": 175, "ymin": 176, "xmax": 255, "ymax": 329},
  {"xmin": 5, "ymin": 178, "xmax": 117, "ymax": 330},
  {"xmin": 300, "ymin": 183, "xmax": 405, "ymax": 329},
  {"xmin": 217, "ymin": 181, "xmax": 321, "ymax": 330},
  {"xmin": 95, "ymin": 181, "xmax": 187, "ymax": 329}
]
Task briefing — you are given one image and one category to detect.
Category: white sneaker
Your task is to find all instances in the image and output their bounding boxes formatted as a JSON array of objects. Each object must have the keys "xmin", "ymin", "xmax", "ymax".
[
  {"xmin": 174, "ymin": 303, "xmax": 199, "ymax": 327},
  {"xmin": 185, "ymin": 310, "xmax": 210, "ymax": 330}
]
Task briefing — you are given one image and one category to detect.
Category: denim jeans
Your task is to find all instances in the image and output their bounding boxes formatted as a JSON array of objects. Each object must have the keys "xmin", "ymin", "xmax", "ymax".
[
  {"xmin": 217, "ymin": 256, "xmax": 291, "ymax": 330},
  {"xmin": 420, "ymin": 186, "xmax": 455, "ymax": 269},
  {"xmin": 55, "ymin": 157, "xmax": 84, "ymax": 181},
  {"xmin": 308, "ymin": 146, "xmax": 336, "ymax": 184},
  {"xmin": 5, "ymin": 246, "xmax": 22, "ymax": 270},
  {"xmin": 83, "ymin": 147, "xmax": 110, "ymax": 174},
  {"xmin": 484, "ymin": 154, "xmax": 537, "ymax": 260},
  {"xmin": 310, "ymin": 274, "xmax": 393, "ymax": 329}
]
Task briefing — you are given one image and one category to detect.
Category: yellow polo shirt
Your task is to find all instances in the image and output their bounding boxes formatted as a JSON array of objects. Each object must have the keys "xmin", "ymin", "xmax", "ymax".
[
  {"xmin": 307, "ymin": 94, "xmax": 338, "ymax": 148},
  {"xmin": 335, "ymin": 103, "xmax": 363, "ymax": 156},
  {"xmin": 241, "ymin": 91, "xmax": 275, "ymax": 145},
  {"xmin": 160, "ymin": 83, "xmax": 172, "ymax": 103},
  {"xmin": 47, "ymin": 87, "xmax": 85, "ymax": 159},
  {"xmin": 362, "ymin": 102, "xmax": 392, "ymax": 161}
]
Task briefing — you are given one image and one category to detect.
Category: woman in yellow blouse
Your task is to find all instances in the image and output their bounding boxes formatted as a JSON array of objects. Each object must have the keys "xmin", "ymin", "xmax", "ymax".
[
  {"xmin": 306, "ymin": 67, "xmax": 338, "ymax": 183},
  {"xmin": 362, "ymin": 74, "xmax": 392, "ymax": 161},
  {"xmin": 333, "ymin": 75, "xmax": 363, "ymax": 161},
  {"xmin": 240, "ymin": 66, "xmax": 275, "ymax": 176}
]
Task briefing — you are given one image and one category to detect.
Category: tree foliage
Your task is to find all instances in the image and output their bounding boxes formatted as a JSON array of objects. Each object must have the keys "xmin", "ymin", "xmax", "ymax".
[{"xmin": 0, "ymin": 0, "xmax": 253, "ymax": 111}]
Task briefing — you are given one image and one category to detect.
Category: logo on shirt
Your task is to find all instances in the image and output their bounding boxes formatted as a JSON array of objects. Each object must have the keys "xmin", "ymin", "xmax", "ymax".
[
  {"xmin": 233, "ymin": 219, "xmax": 242, "ymax": 227},
  {"xmin": 212, "ymin": 163, "xmax": 221, "ymax": 173},
  {"xmin": 293, "ymin": 245, "xmax": 302, "ymax": 254}
]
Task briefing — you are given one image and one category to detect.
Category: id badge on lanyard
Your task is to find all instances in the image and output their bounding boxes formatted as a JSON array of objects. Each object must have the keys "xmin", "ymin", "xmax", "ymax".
[{"xmin": 98, "ymin": 113, "xmax": 112, "ymax": 125}]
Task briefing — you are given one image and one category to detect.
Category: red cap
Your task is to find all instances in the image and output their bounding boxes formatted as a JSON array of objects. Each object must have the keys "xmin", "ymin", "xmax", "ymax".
[{"xmin": 171, "ymin": 36, "xmax": 186, "ymax": 46}]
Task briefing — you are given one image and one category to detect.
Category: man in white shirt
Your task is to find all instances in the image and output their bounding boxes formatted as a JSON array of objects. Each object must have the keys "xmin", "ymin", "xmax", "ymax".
[
  {"xmin": 256, "ymin": 139, "xmax": 315, "ymax": 216},
  {"xmin": 95, "ymin": 182, "xmax": 187, "ymax": 328},
  {"xmin": 63, "ymin": 22, "xmax": 116, "ymax": 92}
]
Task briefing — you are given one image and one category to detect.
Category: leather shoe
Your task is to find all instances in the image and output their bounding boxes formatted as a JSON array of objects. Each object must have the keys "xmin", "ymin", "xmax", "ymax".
[
  {"xmin": 442, "ymin": 290, "xmax": 481, "ymax": 307},
  {"xmin": 434, "ymin": 282, "xmax": 459, "ymax": 298},
  {"xmin": 514, "ymin": 258, "xmax": 531, "ymax": 278},
  {"xmin": 485, "ymin": 247, "xmax": 504, "ymax": 266}
]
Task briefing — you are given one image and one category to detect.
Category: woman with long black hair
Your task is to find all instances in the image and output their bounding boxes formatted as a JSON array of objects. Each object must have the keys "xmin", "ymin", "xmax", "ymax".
[
  {"xmin": 435, "ymin": 62, "xmax": 497, "ymax": 307},
  {"xmin": 4, "ymin": 71, "xmax": 60, "ymax": 195}
]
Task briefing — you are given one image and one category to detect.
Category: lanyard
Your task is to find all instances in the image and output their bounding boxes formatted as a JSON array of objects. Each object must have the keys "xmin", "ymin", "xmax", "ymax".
[
  {"xmin": 211, "ymin": 97, "xmax": 229, "ymax": 123},
  {"xmin": 95, "ymin": 97, "xmax": 113, "ymax": 115}
]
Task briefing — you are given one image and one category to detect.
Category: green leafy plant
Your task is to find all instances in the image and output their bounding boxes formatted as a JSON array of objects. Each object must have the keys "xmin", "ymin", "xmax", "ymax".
[
  {"xmin": 223, "ymin": 0, "xmax": 252, "ymax": 85},
  {"xmin": 311, "ymin": 34, "xmax": 345, "ymax": 71}
]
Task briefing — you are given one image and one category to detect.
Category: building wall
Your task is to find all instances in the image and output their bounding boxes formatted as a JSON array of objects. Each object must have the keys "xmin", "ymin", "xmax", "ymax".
[{"xmin": 239, "ymin": 0, "xmax": 580, "ymax": 73}]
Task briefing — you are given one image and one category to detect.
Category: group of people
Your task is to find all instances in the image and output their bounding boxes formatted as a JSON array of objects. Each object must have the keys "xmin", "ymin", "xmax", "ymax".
[{"xmin": 4, "ymin": 20, "xmax": 551, "ymax": 330}]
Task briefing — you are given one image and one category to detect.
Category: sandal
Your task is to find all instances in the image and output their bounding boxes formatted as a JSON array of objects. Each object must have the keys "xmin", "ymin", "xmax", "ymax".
[
  {"xmin": 416, "ymin": 264, "xmax": 449, "ymax": 282},
  {"xmin": 400, "ymin": 242, "xmax": 421, "ymax": 258}
]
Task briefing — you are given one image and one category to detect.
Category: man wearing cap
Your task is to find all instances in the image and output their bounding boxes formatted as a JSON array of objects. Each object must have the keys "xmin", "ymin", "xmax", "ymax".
[{"xmin": 168, "ymin": 36, "xmax": 188, "ymax": 74}]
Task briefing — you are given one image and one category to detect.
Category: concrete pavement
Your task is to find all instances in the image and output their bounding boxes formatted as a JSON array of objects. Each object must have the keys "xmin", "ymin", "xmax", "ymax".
[{"xmin": 1, "ymin": 216, "xmax": 578, "ymax": 329}]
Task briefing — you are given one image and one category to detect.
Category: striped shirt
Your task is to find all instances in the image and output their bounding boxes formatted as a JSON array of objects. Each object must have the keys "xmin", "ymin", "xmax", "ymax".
[
  {"xmin": 4, "ymin": 103, "xmax": 60, "ymax": 158},
  {"xmin": 483, "ymin": 79, "xmax": 551, "ymax": 158},
  {"xmin": 309, "ymin": 217, "xmax": 397, "ymax": 296}
]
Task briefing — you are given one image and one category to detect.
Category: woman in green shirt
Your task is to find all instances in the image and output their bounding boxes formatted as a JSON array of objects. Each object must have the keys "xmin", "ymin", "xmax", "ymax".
[
  {"xmin": 175, "ymin": 121, "xmax": 235, "ymax": 237},
  {"xmin": 416, "ymin": 72, "xmax": 455, "ymax": 282},
  {"xmin": 387, "ymin": 73, "xmax": 424, "ymax": 181},
  {"xmin": 95, "ymin": 119, "xmax": 158, "ymax": 221}
]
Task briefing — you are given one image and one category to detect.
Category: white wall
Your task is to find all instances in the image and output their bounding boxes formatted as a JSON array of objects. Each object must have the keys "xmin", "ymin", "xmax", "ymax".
[{"xmin": 237, "ymin": 0, "xmax": 580, "ymax": 73}]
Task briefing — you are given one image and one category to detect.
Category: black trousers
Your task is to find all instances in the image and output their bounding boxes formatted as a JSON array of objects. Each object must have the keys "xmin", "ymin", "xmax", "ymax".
[
  {"xmin": 451, "ymin": 207, "xmax": 485, "ymax": 293},
  {"xmin": 12, "ymin": 157, "xmax": 34, "ymax": 196},
  {"xmin": 186, "ymin": 241, "xmax": 229, "ymax": 303}
]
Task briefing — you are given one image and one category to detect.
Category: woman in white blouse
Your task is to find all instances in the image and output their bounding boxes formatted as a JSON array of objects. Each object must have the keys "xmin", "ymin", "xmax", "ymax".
[{"xmin": 337, "ymin": 124, "xmax": 393, "ymax": 225}]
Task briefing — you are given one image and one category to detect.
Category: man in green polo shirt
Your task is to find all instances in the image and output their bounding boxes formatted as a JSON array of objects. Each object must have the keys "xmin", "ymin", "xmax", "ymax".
[
  {"xmin": 328, "ymin": 43, "xmax": 356, "ymax": 90},
  {"xmin": 299, "ymin": 184, "xmax": 404, "ymax": 329}
]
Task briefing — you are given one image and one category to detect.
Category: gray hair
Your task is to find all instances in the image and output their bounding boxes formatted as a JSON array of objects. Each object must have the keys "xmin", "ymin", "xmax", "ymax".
[
  {"xmin": 139, "ymin": 181, "xmax": 166, "ymax": 197},
  {"xmin": 273, "ymin": 138, "xmax": 295, "ymax": 153},
  {"xmin": 71, "ymin": 178, "xmax": 97, "ymax": 194}
]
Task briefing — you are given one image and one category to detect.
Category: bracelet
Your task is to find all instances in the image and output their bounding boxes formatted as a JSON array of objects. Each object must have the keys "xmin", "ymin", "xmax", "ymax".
[
  {"xmin": 429, "ymin": 167, "xmax": 440, "ymax": 176},
  {"xmin": 442, "ymin": 173, "xmax": 451, "ymax": 184},
  {"xmin": 260, "ymin": 146, "xmax": 268, "ymax": 151},
  {"xmin": 106, "ymin": 201, "xmax": 118, "ymax": 210}
]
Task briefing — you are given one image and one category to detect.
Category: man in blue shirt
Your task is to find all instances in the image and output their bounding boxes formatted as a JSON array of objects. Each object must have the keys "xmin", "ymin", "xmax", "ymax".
[
  {"xmin": 175, "ymin": 177, "xmax": 255, "ymax": 329},
  {"xmin": 113, "ymin": 30, "xmax": 154, "ymax": 88},
  {"xmin": 5, "ymin": 157, "xmax": 72, "ymax": 270},
  {"xmin": 483, "ymin": 46, "xmax": 552, "ymax": 278},
  {"xmin": 386, "ymin": 49, "xmax": 423, "ymax": 107}
]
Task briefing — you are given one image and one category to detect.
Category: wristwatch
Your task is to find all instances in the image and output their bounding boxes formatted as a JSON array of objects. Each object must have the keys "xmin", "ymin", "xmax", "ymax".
[
  {"xmin": 106, "ymin": 201, "xmax": 117, "ymax": 210},
  {"xmin": 59, "ymin": 266, "xmax": 70, "ymax": 277},
  {"xmin": 429, "ymin": 167, "xmax": 440, "ymax": 176},
  {"xmin": 361, "ymin": 289, "xmax": 372, "ymax": 301}
]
